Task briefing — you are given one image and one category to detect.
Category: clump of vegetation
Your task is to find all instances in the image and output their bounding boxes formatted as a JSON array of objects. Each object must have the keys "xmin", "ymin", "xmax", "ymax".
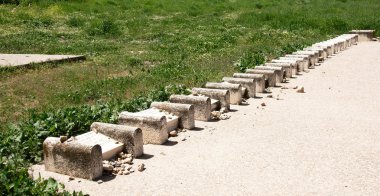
[
  {"xmin": 87, "ymin": 19, "xmax": 121, "ymax": 36},
  {"xmin": 235, "ymin": 51, "xmax": 266, "ymax": 72}
]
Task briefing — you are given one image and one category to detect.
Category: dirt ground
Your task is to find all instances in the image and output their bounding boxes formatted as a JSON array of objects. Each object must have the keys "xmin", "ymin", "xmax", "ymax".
[{"xmin": 33, "ymin": 41, "xmax": 380, "ymax": 195}]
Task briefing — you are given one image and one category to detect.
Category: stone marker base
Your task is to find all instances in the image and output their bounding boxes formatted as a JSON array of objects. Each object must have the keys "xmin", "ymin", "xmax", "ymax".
[
  {"xmin": 150, "ymin": 102, "xmax": 195, "ymax": 129},
  {"xmin": 169, "ymin": 95, "xmax": 211, "ymax": 121},
  {"xmin": 233, "ymin": 73, "xmax": 266, "ymax": 93},
  {"xmin": 222, "ymin": 77, "xmax": 256, "ymax": 98},
  {"xmin": 191, "ymin": 88, "xmax": 231, "ymax": 111},
  {"xmin": 205, "ymin": 82, "xmax": 243, "ymax": 105},
  {"xmin": 90, "ymin": 122, "xmax": 144, "ymax": 157},
  {"xmin": 43, "ymin": 137, "xmax": 103, "ymax": 180},
  {"xmin": 350, "ymin": 30, "xmax": 375, "ymax": 42},
  {"xmin": 244, "ymin": 70, "xmax": 277, "ymax": 87},
  {"xmin": 249, "ymin": 66, "xmax": 285, "ymax": 83},
  {"xmin": 119, "ymin": 112, "xmax": 169, "ymax": 145}
]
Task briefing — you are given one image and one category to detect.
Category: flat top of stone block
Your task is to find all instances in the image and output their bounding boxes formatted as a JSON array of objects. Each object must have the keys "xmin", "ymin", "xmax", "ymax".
[
  {"xmin": 74, "ymin": 131, "xmax": 124, "ymax": 160},
  {"xmin": 350, "ymin": 30, "xmax": 375, "ymax": 33},
  {"xmin": 0, "ymin": 54, "xmax": 85, "ymax": 67},
  {"xmin": 138, "ymin": 108, "xmax": 179, "ymax": 123}
]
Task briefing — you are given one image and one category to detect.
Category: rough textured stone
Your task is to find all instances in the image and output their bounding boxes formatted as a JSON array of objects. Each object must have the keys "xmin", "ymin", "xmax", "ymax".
[
  {"xmin": 169, "ymin": 95, "xmax": 211, "ymax": 121},
  {"xmin": 221, "ymin": 77, "xmax": 256, "ymax": 98},
  {"xmin": 243, "ymin": 70, "xmax": 277, "ymax": 88},
  {"xmin": 74, "ymin": 132, "xmax": 124, "ymax": 160},
  {"xmin": 150, "ymin": 102, "xmax": 195, "ymax": 130},
  {"xmin": 249, "ymin": 66, "xmax": 285, "ymax": 83},
  {"xmin": 292, "ymin": 51, "xmax": 319, "ymax": 65},
  {"xmin": 264, "ymin": 63, "xmax": 294, "ymax": 79},
  {"xmin": 191, "ymin": 88, "xmax": 230, "ymax": 111},
  {"xmin": 271, "ymin": 59, "xmax": 301, "ymax": 75},
  {"xmin": 118, "ymin": 112, "xmax": 168, "ymax": 145},
  {"xmin": 278, "ymin": 57, "xmax": 308, "ymax": 72},
  {"xmin": 90, "ymin": 122, "xmax": 144, "ymax": 157},
  {"xmin": 43, "ymin": 137, "xmax": 103, "ymax": 180},
  {"xmin": 350, "ymin": 30, "xmax": 375, "ymax": 42},
  {"xmin": 285, "ymin": 54, "xmax": 315, "ymax": 67},
  {"xmin": 205, "ymin": 82, "xmax": 243, "ymax": 105},
  {"xmin": 233, "ymin": 73, "xmax": 266, "ymax": 93}
]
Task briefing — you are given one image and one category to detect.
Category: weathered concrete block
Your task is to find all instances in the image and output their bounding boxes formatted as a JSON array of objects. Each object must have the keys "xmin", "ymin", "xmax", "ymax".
[
  {"xmin": 340, "ymin": 34, "xmax": 358, "ymax": 46},
  {"xmin": 205, "ymin": 82, "xmax": 242, "ymax": 105},
  {"xmin": 150, "ymin": 102, "xmax": 195, "ymax": 130},
  {"xmin": 244, "ymin": 69, "xmax": 276, "ymax": 87},
  {"xmin": 90, "ymin": 122, "xmax": 144, "ymax": 157},
  {"xmin": 43, "ymin": 137, "xmax": 103, "ymax": 180},
  {"xmin": 350, "ymin": 30, "xmax": 375, "ymax": 42},
  {"xmin": 272, "ymin": 59, "xmax": 302, "ymax": 74},
  {"xmin": 292, "ymin": 51, "xmax": 319, "ymax": 65},
  {"xmin": 118, "ymin": 112, "xmax": 168, "ymax": 145},
  {"xmin": 249, "ymin": 66, "xmax": 285, "ymax": 83},
  {"xmin": 264, "ymin": 62, "xmax": 293, "ymax": 78},
  {"xmin": 303, "ymin": 47, "xmax": 326, "ymax": 61},
  {"xmin": 192, "ymin": 88, "xmax": 230, "ymax": 110},
  {"xmin": 285, "ymin": 54, "xmax": 315, "ymax": 67},
  {"xmin": 222, "ymin": 77, "xmax": 256, "ymax": 98},
  {"xmin": 169, "ymin": 95, "xmax": 211, "ymax": 121},
  {"xmin": 233, "ymin": 73, "xmax": 266, "ymax": 93},
  {"xmin": 278, "ymin": 57, "xmax": 308, "ymax": 71},
  {"xmin": 74, "ymin": 131, "xmax": 124, "ymax": 160}
]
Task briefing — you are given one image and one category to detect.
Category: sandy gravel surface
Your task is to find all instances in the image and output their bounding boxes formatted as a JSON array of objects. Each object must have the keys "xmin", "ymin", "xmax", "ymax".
[{"xmin": 33, "ymin": 41, "xmax": 380, "ymax": 195}]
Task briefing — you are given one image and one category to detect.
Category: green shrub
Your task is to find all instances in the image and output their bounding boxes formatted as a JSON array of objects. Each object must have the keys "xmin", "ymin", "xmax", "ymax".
[{"xmin": 235, "ymin": 51, "xmax": 266, "ymax": 72}]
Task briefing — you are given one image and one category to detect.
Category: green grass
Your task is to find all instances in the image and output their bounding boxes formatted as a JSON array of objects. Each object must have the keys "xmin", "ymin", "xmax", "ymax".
[
  {"xmin": 1, "ymin": 0, "xmax": 379, "ymax": 125},
  {"xmin": 1, "ymin": 0, "xmax": 380, "ymax": 194}
]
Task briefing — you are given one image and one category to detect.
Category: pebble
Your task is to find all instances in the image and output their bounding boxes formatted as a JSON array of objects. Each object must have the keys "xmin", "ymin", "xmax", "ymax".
[
  {"xmin": 137, "ymin": 163, "xmax": 145, "ymax": 172},
  {"xmin": 129, "ymin": 168, "xmax": 135, "ymax": 173},
  {"xmin": 267, "ymin": 95, "xmax": 273, "ymax": 98},
  {"xmin": 123, "ymin": 171, "xmax": 130, "ymax": 175},
  {"xmin": 211, "ymin": 111, "xmax": 222, "ymax": 120},
  {"xmin": 261, "ymin": 102, "xmax": 266, "ymax": 107},
  {"xmin": 296, "ymin": 86, "xmax": 305, "ymax": 93},
  {"xmin": 68, "ymin": 176, "xmax": 75, "ymax": 181},
  {"xmin": 220, "ymin": 114, "xmax": 231, "ymax": 120},
  {"xmin": 123, "ymin": 157, "xmax": 133, "ymax": 165},
  {"xmin": 169, "ymin": 130, "xmax": 178, "ymax": 137},
  {"xmin": 103, "ymin": 164, "xmax": 114, "ymax": 172},
  {"xmin": 97, "ymin": 180, "xmax": 103, "ymax": 184}
]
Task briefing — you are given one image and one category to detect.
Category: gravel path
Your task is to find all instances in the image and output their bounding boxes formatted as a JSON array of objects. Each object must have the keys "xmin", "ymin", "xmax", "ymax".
[{"xmin": 33, "ymin": 41, "xmax": 380, "ymax": 195}]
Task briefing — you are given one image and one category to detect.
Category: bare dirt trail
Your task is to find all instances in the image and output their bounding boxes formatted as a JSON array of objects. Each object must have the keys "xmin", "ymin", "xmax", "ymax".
[{"xmin": 33, "ymin": 41, "xmax": 380, "ymax": 195}]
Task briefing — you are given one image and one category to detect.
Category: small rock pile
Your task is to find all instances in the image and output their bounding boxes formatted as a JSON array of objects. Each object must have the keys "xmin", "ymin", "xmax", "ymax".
[
  {"xmin": 102, "ymin": 152, "xmax": 145, "ymax": 176},
  {"xmin": 211, "ymin": 110, "xmax": 231, "ymax": 120}
]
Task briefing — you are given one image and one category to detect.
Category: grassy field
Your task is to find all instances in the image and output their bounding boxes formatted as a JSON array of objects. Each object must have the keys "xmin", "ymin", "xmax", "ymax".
[
  {"xmin": 1, "ymin": 0, "xmax": 380, "ymax": 194},
  {"xmin": 1, "ymin": 0, "xmax": 379, "ymax": 125}
]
